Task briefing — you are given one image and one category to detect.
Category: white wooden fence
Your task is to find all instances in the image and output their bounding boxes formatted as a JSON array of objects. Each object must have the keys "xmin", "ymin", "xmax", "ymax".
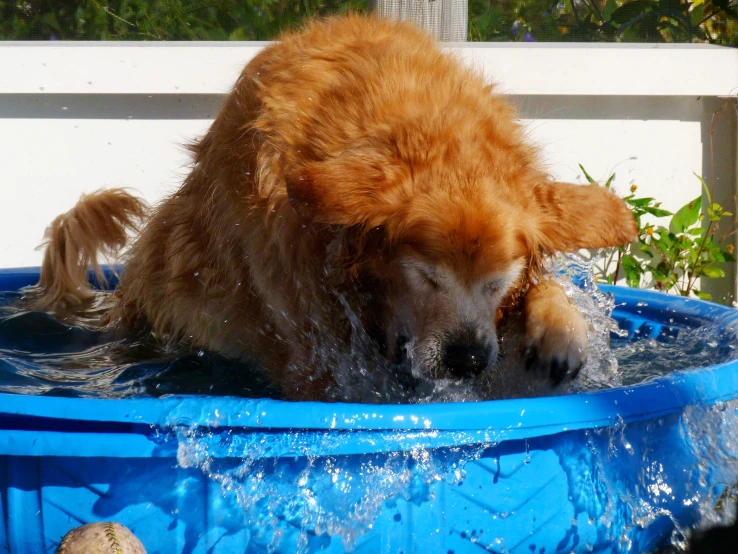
[{"xmin": 1, "ymin": 41, "xmax": 736, "ymax": 299}]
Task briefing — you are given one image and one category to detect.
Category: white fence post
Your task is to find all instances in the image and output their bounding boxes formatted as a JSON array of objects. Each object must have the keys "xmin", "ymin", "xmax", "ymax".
[
  {"xmin": 368, "ymin": 0, "xmax": 468, "ymax": 42},
  {"xmin": 700, "ymin": 97, "xmax": 738, "ymax": 303}
]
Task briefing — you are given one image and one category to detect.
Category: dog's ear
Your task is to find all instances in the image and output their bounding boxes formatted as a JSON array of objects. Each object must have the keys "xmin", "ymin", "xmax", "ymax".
[
  {"xmin": 532, "ymin": 181, "xmax": 638, "ymax": 253},
  {"xmin": 286, "ymin": 152, "xmax": 408, "ymax": 227}
]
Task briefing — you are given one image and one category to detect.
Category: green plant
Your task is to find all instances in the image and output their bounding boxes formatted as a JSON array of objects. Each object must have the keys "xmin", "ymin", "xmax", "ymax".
[
  {"xmin": 587, "ymin": 164, "xmax": 736, "ymax": 301},
  {"xmin": 0, "ymin": 0, "xmax": 368, "ymax": 41},
  {"xmin": 1, "ymin": 0, "xmax": 735, "ymax": 43},
  {"xmin": 469, "ymin": 0, "xmax": 738, "ymax": 45}
]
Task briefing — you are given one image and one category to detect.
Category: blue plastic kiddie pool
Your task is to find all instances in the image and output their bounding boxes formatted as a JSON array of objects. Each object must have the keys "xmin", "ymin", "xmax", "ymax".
[{"xmin": 1, "ymin": 267, "xmax": 738, "ymax": 553}]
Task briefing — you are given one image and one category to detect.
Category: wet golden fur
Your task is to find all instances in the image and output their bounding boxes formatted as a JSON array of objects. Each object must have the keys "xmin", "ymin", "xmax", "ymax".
[
  {"xmin": 31, "ymin": 15, "xmax": 637, "ymax": 400},
  {"xmin": 32, "ymin": 189, "xmax": 146, "ymax": 312}
]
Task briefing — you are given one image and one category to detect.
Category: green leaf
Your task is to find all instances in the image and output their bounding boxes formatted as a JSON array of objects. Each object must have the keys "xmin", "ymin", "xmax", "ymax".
[
  {"xmin": 679, "ymin": 235, "xmax": 697, "ymax": 249},
  {"xmin": 651, "ymin": 238, "xmax": 670, "ymax": 255},
  {"xmin": 695, "ymin": 172, "xmax": 711, "ymax": 204},
  {"xmin": 723, "ymin": 251, "xmax": 737, "ymax": 263},
  {"xmin": 690, "ymin": 2, "xmax": 704, "ymax": 26},
  {"xmin": 622, "ymin": 255, "xmax": 643, "ymax": 288},
  {"xmin": 42, "ymin": 12, "xmax": 62, "ymax": 32},
  {"xmin": 229, "ymin": 27, "xmax": 247, "ymax": 40},
  {"xmin": 603, "ymin": 0, "xmax": 618, "ymax": 21},
  {"xmin": 706, "ymin": 247, "xmax": 723, "ymax": 262},
  {"xmin": 579, "ymin": 164, "xmax": 596, "ymax": 184},
  {"xmin": 694, "ymin": 290, "xmax": 713, "ymax": 301},
  {"xmin": 649, "ymin": 263, "xmax": 670, "ymax": 278},
  {"xmin": 707, "ymin": 202, "xmax": 728, "ymax": 221},
  {"xmin": 660, "ymin": 0, "xmax": 683, "ymax": 11},
  {"xmin": 604, "ymin": 173, "xmax": 615, "ymax": 189},
  {"xmin": 654, "ymin": 231, "xmax": 675, "ymax": 248},
  {"xmin": 610, "ymin": 0, "xmax": 657, "ymax": 24},
  {"xmin": 627, "ymin": 197, "xmax": 657, "ymax": 207},
  {"xmin": 642, "ymin": 206, "xmax": 673, "ymax": 218},
  {"xmin": 701, "ymin": 266, "xmax": 726, "ymax": 279},
  {"xmin": 669, "ymin": 196, "xmax": 702, "ymax": 234}
]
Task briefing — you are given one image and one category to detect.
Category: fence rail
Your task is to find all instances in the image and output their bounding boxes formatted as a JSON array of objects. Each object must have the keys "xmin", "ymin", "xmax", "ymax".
[{"xmin": 1, "ymin": 42, "xmax": 737, "ymax": 299}]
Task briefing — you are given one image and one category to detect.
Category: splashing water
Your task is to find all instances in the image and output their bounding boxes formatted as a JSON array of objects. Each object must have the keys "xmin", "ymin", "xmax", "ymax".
[
  {"xmin": 168, "ymin": 399, "xmax": 738, "ymax": 553},
  {"xmin": 174, "ymin": 425, "xmax": 495, "ymax": 552},
  {"xmin": 581, "ymin": 400, "xmax": 738, "ymax": 553},
  {"xmin": 0, "ymin": 254, "xmax": 736, "ymax": 401},
  {"xmin": 0, "ymin": 269, "xmax": 619, "ymax": 402}
]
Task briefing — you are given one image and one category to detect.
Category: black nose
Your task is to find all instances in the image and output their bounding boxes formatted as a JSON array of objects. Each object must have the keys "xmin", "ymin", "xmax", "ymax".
[{"xmin": 443, "ymin": 343, "xmax": 490, "ymax": 378}]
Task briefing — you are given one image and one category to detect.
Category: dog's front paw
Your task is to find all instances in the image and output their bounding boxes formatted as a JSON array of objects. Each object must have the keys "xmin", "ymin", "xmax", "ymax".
[{"xmin": 522, "ymin": 281, "xmax": 588, "ymax": 386}]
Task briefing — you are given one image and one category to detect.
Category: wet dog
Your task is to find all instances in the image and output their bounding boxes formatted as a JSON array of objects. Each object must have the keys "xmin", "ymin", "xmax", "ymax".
[{"xmin": 31, "ymin": 15, "xmax": 637, "ymax": 400}]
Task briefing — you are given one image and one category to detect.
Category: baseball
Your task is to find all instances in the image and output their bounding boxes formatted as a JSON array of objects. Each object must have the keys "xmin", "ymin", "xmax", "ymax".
[{"xmin": 56, "ymin": 522, "xmax": 146, "ymax": 554}]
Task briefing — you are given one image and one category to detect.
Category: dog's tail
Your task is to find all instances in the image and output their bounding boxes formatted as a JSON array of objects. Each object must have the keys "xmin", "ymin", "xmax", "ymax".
[{"xmin": 30, "ymin": 189, "xmax": 147, "ymax": 312}]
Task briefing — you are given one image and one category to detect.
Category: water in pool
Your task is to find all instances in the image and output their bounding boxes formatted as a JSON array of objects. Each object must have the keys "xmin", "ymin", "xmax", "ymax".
[{"xmin": 0, "ymin": 255, "xmax": 736, "ymax": 402}]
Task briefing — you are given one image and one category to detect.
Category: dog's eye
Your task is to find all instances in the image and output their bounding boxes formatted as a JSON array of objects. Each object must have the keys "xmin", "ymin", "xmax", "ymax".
[
  {"xmin": 482, "ymin": 282, "xmax": 501, "ymax": 295},
  {"xmin": 422, "ymin": 273, "xmax": 442, "ymax": 290},
  {"xmin": 417, "ymin": 269, "xmax": 443, "ymax": 291}
]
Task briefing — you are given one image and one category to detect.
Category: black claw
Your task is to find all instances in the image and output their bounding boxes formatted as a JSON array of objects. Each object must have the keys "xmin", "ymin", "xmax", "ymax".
[
  {"xmin": 569, "ymin": 362, "xmax": 583, "ymax": 381},
  {"xmin": 550, "ymin": 358, "xmax": 570, "ymax": 387},
  {"xmin": 524, "ymin": 345, "xmax": 583, "ymax": 386},
  {"xmin": 525, "ymin": 349, "xmax": 537, "ymax": 371}
]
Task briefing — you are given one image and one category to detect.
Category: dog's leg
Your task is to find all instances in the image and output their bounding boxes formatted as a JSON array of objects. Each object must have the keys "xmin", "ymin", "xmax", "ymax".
[
  {"xmin": 262, "ymin": 330, "xmax": 339, "ymax": 402},
  {"xmin": 522, "ymin": 280, "xmax": 588, "ymax": 386}
]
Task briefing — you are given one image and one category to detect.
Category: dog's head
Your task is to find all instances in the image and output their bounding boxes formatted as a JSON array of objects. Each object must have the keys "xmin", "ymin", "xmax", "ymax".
[{"xmin": 286, "ymin": 148, "xmax": 637, "ymax": 380}]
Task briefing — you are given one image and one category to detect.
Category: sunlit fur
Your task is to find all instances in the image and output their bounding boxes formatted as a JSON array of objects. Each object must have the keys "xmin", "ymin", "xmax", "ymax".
[
  {"xmin": 32, "ymin": 15, "xmax": 637, "ymax": 400},
  {"xmin": 29, "ymin": 189, "xmax": 146, "ymax": 312}
]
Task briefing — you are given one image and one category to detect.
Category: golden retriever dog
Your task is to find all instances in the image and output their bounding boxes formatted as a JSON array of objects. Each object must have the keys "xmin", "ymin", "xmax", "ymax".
[{"xmin": 30, "ymin": 15, "xmax": 637, "ymax": 400}]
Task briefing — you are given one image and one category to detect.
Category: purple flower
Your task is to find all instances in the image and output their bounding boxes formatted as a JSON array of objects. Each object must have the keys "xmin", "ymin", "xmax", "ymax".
[{"xmin": 523, "ymin": 32, "xmax": 535, "ymax": 42}]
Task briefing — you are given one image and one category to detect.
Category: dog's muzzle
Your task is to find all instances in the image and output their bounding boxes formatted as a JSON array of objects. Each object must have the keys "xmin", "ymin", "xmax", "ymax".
[{"xmin": 442, "ymin": 341, "xmax": 492, "ymax": 378}]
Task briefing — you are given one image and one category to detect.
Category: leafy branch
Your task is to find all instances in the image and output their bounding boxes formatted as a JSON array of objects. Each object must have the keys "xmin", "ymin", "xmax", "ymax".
[{"xmin": 587, "ymin": 166, "xmax": 736, "ymax": 301}]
